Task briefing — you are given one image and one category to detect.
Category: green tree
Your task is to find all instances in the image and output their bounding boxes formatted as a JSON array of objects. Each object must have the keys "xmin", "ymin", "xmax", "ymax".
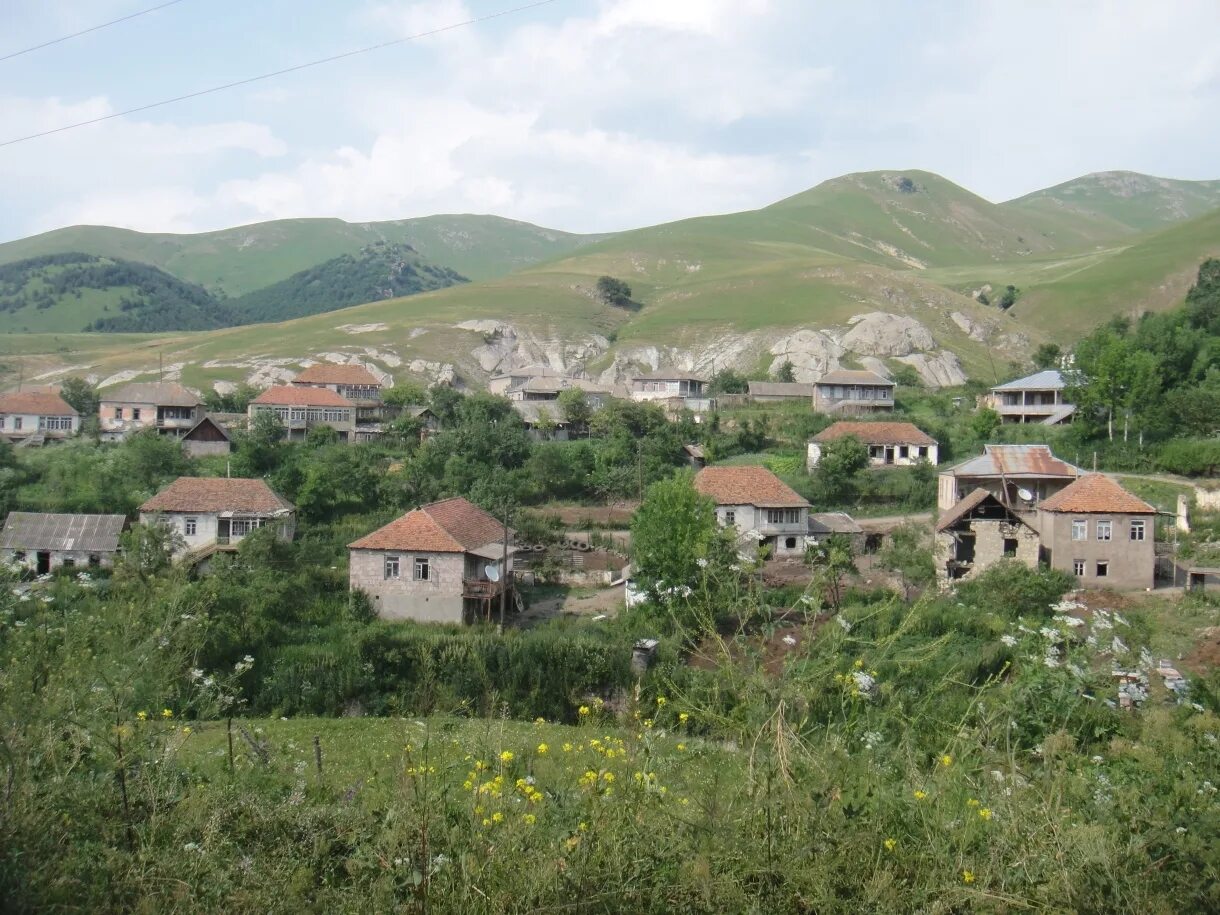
[
  {"xmin": 774, "ymin": 360, "xmax": 796, "ymax": 383},
  {"xmin": 878, "ymin": 523, "xmax": 936, "ymax": 599},
  {"xmin": 556, "ymin": 388, "xmax": 592, "ymax": 433},
  {"xmin": 969, "ymin": 407, "xmax": 1001, "ymax": 442},
  {"xmin": 1031, "ymin": 342, "xmax": 1062, "ymax": 370},
  {"xmin": 804, "ymin": 533, "xmax": 858, "ymax": 612},
  {"xmin": 58, "ymin": 376, "xmax": 99, "ymax": 416},
  {"xmin": 232, "ymin": 410, "xmax": 285, "ymax": 476},
  {"xmin": 204, "ymin": 383, "xmax": 259, "ymax": 413},
  {"xmin": 709, "ymin": 369, "xmax": 748, "ymax": 395},
  {"xmin": 891, "ymin": 365, "xmax": 922, "ymax": 388},
  {"xmin": 383, "ymin": 381, "xmax": 429, "ymax": 407},
  {"xmin": 595, "ymin": 276, "xmax": 635, "ymax": 308},
  {"xmin": 812, "ymin": 435, "xmax": 868, "ymax": 503},
  {"xmin": 630, "ymin": 471, "xmax": 718, "ymax": 595}
]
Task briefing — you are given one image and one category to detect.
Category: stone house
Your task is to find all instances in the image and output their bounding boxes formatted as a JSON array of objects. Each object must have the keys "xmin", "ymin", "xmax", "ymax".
[
  {"xmin": 181, "ymin": 415, "xmax": 232, "ymax": 457},
  {"xmin": 746, "ymin": 381, "xmax": 815, "ymax": 403},
  {"xmin": 631, "ymin": 371, "xmax": 710, "ymax": 404},
  {"xmin": 812, "ymin": 369, "xmax": 895, "ymax": 414},
  {"xmin": 348, "ymin": 497, "xmax": 515, "ymax": 625},
  {"xmin": 934, "ymin": 489, "xmax": 1040, "ymax": 586},
  {"xmin": 981, "ymin": 370, "xmax": 1075, "ymax": 425},
  {"xmin": 1, "ymin": 512, "xmax": 126, "ymax": 574},
  {"xmin": 248, "ymin": 386, "xmax": 356, "ymax": 442},
  {"xmin": 937, "ymin": 444, "xmax": 1079, "ymax": 513},
  {"xmin": 98, "ymin": 382, "xmax": 204, "ymax": 440},
  {"xmin": 0, "ymin": 391, "xmax": 80, "ymax": 444},
  {"xmin": 1037, "ymin": 474, "xmax": 1157, "ymax": 591},
  {"xmin": 139, "ymin": 477, "xmax": 295, "ymax": 558},
  {"xmin": 694, "ymin": 465, "xmax": 811, "ymax": 557},
  {"xmin": 807, "ymin": 421, "xmax": 938, "ymax": 470}
]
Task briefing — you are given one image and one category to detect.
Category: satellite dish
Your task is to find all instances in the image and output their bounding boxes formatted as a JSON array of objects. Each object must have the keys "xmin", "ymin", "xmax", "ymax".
[
  {"xmin": 1017, "ymin": 487, "xmax": 1035, "ymax": 502},
  {"xmin": 484, "ymin": 563, "xmax": 501, "ymax": 582}
]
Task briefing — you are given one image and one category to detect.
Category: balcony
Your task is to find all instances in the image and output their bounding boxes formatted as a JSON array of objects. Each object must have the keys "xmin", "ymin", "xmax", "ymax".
[{"xmin": 463, "ymin": 577, "xmax": 511, "ymax": 600}]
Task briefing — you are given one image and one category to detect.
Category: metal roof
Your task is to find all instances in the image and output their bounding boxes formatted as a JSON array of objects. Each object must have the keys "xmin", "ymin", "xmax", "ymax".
[
  {"xmin": 0, "ymin": 512, "xmax": 126, "ymax": 553},
  {"xmin": 101, "ymin": 382, "xmax": 203, "ymax": 407},
  {"xmin": 808, "ymin": 512, "xmax": 863, "ymax": 535},
  {"xmin": 817, "ymin": 369, "xmax": 894, "ymax": 387},
  {"xmin": 945, "ymin": 444, "xmax": 1078, "ymax": 479},
  {"xmin": 991, "ymin": 370, "xmax": 1066, "ymax": 392},
  {"xmin": 747, "ymin": 381, "xmax": 815, "ymax": 397}
]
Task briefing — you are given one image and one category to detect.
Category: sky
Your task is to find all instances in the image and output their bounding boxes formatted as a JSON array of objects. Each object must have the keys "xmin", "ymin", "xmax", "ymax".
[{"xmin": 2, "ymin": 0, "xmax": 1219, "ymax": 241}]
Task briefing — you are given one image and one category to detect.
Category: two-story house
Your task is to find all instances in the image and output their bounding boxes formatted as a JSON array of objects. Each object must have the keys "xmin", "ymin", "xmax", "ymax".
[
  {"xmin": 1, "ymin": 512, "xmax": 127, "ymax": 574},
  {"xmin": 934, "ymin": 489, "xmax": 1041, "ymax": 586},
  {"xmin": 139, "ymin": 477, "xmax": 295, "ymax": 558},
  {"xmin": 694, "ymin": 465, "xmax": 811, "ymax": 557},
  {"xmin": 99, "ymin": 382, "xmax": 204, "ymax": 440},
  {"xmin": 0, "ymin": 391, "xmax": 80, "ymax": 444},
  {"xmin": 812, "ymin": 369, "xmax": 895, "ymax": 414},
  {"xmin": 746, "ymin": 381, "xmax": 816, "ymax": 403},
  {"xmin": 982, "ymin": 370, "xmax": 1075, "ymax": 425},
  {"xmin": 348, "ymin": 497, "xmax": 515, "ymax": 624},
  {"xmin": 937, "ymin": 444, "xmax": 1079, "ymax": 513},
  {"xmin": 248, "ymin": 386, "xmax": 356, "ymax": 442},
  {"xmin": 488, "ymin": 364, "xmax": 566, "ymax": 396},
  {"xmin": 807, "ymin": 421, "xmax": 938, "ymax": 470},
  {"xmin": 630, "ymin": 371, "xmax": 711, "ymax": 410},
  {"xmin": 1037, "ymin": 474, "xmax": 1157, "ymax": 590}
]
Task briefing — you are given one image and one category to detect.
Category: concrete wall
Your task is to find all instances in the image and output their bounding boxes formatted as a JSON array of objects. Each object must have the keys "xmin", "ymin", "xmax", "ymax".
[
  {"xmin": 937, "ymin": 474, "xmax": 1073, "ymax": 513},
  {"xmin": 99, "ymin": 401, "xmax": 197, "ymax": 435},
  {"xmin": 717, "ymin": 503, "xmax": 807, "ymax": 556},
  {"xmin": 139, "ymin": 511, "xmax": 294, "ymax": 554},
  {"xmin": 3, "ymin": 548, "xmax": 116, "ymax": 572},
  {"xmin": 184, "ymin": 439, "xmax": 231, "ymax": 457},
  {"xmin": 934, "ymin": 518, "xmax": 1039, "ymax": 586},
  {"xmin": 1037, "ymin": 511, "xmax": 1154, "ymax": 591},
  {"xmin": 350, "ymin": 548, "xmax": 467, "ymax": 623},
  {"xmin": 0, "ymin": 412, "xmax": 79, "ymax": 439}
]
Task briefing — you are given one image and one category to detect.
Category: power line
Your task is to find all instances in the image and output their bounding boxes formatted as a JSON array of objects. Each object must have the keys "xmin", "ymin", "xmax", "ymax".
[
  {"xmin": 0, "ymin": 0, "xmax": 191, "ymax": 64},
  {"xmin": 0, "ymin": 0, "xmax": 563, "ymax": 149}
]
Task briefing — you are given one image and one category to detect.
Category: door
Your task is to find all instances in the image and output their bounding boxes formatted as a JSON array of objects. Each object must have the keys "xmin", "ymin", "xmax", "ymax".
[
  {"xmin": 217, "ymin": 518, "xmax": 231, "ymax": 545},
  {"xmin": 36, "ymin": 552, "xmax": 51, "ymax": 575}
]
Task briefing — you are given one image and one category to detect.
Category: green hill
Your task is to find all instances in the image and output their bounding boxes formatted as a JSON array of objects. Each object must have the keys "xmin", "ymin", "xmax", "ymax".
[{"xmin": 0, "ymin": 214, "xmax": 604, "ymax": 296}]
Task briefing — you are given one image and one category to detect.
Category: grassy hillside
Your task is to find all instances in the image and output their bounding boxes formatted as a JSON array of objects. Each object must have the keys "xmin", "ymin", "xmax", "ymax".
[{"xmin": 0, "ymin": 214, "xmax": 604, "ymax": 296}]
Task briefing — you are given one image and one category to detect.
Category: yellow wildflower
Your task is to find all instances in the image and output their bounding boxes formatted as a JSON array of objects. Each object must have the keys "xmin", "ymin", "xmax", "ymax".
[
  {"xmin": 499, "ymin": 750, "xmax": 514, "ymax": 763},
  {"xmin": 182, "ymin": 726, "xmax": 192, "ymax": 735},
  {"xmin": 643, "ymin": 719, "xmax": 653, "ymax": 728},
  {"xmin": 537, "ymin": 743, "xmax": 549, "ymax": 755},
  {"xmin": 679, "ymin": 712, "xmax": 689, "ymax": 723},
  {"xmin": 601, "ymin": 771, "xmax": 615, "ymax": 783},
  {"xmin": 962, "ymin": 870, "xmax": 975, "ymax": 884},
  {"xmin": 161, "ymin": 708, "xmax": 173, "ymax": 720},
  {"xmin": 482, "ymin": 818, "xmax": 491, "ymax": 827},
  {"xmin": 492, "ymin": 812, "xmax": 504, "ymax": 823},
  {"xmin": 978, "ymin": 808, "xmax": 993, "ymax": 821},
  {"xmin": 656, "ymin": 696, "xmax": 667, "ymax": 706},
  {"xmin": 578, "ymin": 821, "xmax": 588, "ymax": 832},
  {"xmin": 578, "ymin": 705, "xmax": 590, "ymax": 716},
  {"xmin": 677, "ymin": 743, "xmax": 687, "ymax": 752},
  {"xmin": 474, "ymin": 805, "xmax": 484, "ymax": 815},
  {"xmin": 562, "ymin": 742, "xmax": 573, "ymax": 752},
  {"xmin": 136, "ymin": 710, "xmax": 148, "ymax": 722},
  {"xmin": 679, "ymin": 797, "xmax": 690, "ymax": 806},
  {"xmin": 463, "ymin": 780, "xmax": 474, "ymax": 791},
  {"xmin": 913, "ymin": 789, "xmax": 927, "ymax": 800},
  {"xmin": 967, "ymin": 798, "xmax": 980, "ymax": 808},
  {"xmin": 884, "ymin": 838, "xmax": 896, "ymax": 852},
  {"xmin": 523, "ymin": 813, "xmax": 536, "ymax": 825},
  {"xmin": 939, "ymin": 754, "xmax": 953, "ymax": 768},
  {"xmin": 534, "ymin": 717, "xmax": 545, "ymax": 725},
  {"xmin": 854, "ymin": 659, "xmax": 864, "ymax": 669}
]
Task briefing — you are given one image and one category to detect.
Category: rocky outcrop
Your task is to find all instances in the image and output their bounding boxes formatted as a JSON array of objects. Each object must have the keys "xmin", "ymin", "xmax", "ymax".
[
  {"xmin": 840, "ymin": 312, "xmax": 936, "ymax": 356},
  {"xmin": 457, "ymin": 320, "xmax": 609, "ymax": 376},
  {"xmin": 950, "ymin": 311, "xmax": 995, "ymax": 342},
  {"xmin": 766, "ymin": 330, "xmax": 844, "ymax": 383},
  {"xmin": 894, "ymin": 351, "xmax": 967, "ymax": 387}
]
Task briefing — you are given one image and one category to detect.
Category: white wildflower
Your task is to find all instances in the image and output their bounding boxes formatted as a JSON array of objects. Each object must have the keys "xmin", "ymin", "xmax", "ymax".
[
  {"xmin": 695, "ymin": 557, "xmax": 708, "ymax": 569},
  {"xmin": 1091, "ymin": 755, "xmax": 1104, "ymax": 764},
  {"xmin": 1000, "ymin": 634, "xmax": 1018, "ymax": 647},
  {"xmin": 1111, "ymin": 636, "xmax": 1129, "ymax": 655},
  {"xmin": 836, "ymin": 616, "xmax": 852, "ymax": 633}
]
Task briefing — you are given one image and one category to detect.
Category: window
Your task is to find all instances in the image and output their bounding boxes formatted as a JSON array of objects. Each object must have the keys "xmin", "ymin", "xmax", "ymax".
[
  {"xmin": 413, "ymin": 557, "xmax": 430, "ymax": 581},
  {"xmin": 384, "ymin": 555, "xmax": 401, "ymax": 579},
  {"xmin": 184, "ymin": 517, "xmax": 197, "ymax": 537},
  {"xmin": 88, "ymin": 555, "xmax": 100, "ymax": 567},
  {"xmin": 115, "ymin": 406, "xmax": 124, "ymax": 419},
  {"xmin": 42, "ymin": 416, "xmax": 74, "ymax": 431},
  {"xmin": 1073, "ymin": 559, "xmax": 1086, "ymax": 576},
  {"xmin": 1096, "ymin": 520, "xmax": 1112, "ymax": 542},
  {"xmin": 132, "ymin": 408, "xmax": 141, "ymax": 421},
  {"xmin": 784, "ymin": 537, "xmax": 797, "ymax": 550},
  {"xmin": 899, "ymin": 446, "xmax": 909, "ymax": 459},
  {"xmin": 1003, "ymin": 538, "xmax": 1019, "ymax": 557},
  {"xmin": 723, "ymin": 510, "xmax": 735, "ymax": 526},
  {"xmin": 231, "ymin": 519, "xmax": 263, "ymax": 537},
  {"xmin": 14, "ymin": 417, "xmax": 22, "ymax": 431},
  {"xmin": 1096, "ymin": 561, "xmax": 1109, "ymax": 578},
  {"xmin": 63, "ymin": 557, "xmax": 75, "ymax": 568},
  {"xmin": 1071, "ymin": 520, "xmax": 1087, "ymax": 541},
  {"xmin": 879, "ymin": 388, "xmax": 890, "ymax": 400},
  {"xmin": 1130, "ymin": 519, "xmax": 1146, "ymax": 541}
]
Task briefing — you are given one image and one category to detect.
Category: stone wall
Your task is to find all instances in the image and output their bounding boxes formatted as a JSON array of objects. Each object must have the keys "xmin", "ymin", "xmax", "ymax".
[
  {"xmin": 349, "ymin": 548, "xmax": 467, "ymax": 624},
  {"xmin": 935, "ymin": 518, "xmax": 1039, "ymax": 585}
]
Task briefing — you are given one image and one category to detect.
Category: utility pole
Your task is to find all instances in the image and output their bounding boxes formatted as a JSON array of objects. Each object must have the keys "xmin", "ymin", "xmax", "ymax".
[{"xmin": 498, "ymin": 501, "xmax": 510, "ymax": 634}]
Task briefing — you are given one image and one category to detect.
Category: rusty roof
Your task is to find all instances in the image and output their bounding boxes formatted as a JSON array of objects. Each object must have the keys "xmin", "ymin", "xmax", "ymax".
[
  {"xmin": 946, "ymin": 444, "xmax": 1078, "ymax": 479},
  {"xmin": 349, "ymin": 497, "xmax": 508, "ymax": 552},
  {"xmin": 251, "ymin": 385, "xmax": 354, "ymax": 407},
  {"xmin": 817, "ymin": 369, "xmax": 894, "ymax": 387},
  {"xmin": 0, "ymin": 391, "xmax": 78, "ymax": 416},
  {"xmin": 139, "ymin": 477, "xmax": 294, "ymax": 514},
  {"xmin": 694, "ymin": 466, "xmax": 809, "ymax": 508},
  {"xmin": 0, "ymin": 512, "xmax": 126, "ymax": 552},
  {"xmin": 292, "ymin": 364, "xmax": 383, "ymax": 386},
  {"xmin": 1039, "ymin": 474, "xmax": 1157, "ymax": 514},
  {"xmin": 813, "ymin": 421, "xmax": 936, "ymax": 447}
]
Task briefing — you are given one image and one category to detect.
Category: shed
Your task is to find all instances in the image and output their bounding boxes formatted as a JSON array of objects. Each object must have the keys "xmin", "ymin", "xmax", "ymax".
[{"xmin": 0, "ymin": 512, "xmax": 127, "ymax": 573}]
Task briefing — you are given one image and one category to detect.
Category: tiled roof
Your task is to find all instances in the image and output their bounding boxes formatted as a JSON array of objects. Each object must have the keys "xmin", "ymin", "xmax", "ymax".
[
  {"xmin": 139, "ymin": 477, "xmax": 294, "ymax": 514},
  {"xmin": 349, "ymin": 497, "xmax": 507, "ymax": 552},
  {"xmin": 0, "ymin": 512, "xmax": 126, "ymax": 552},
  {"xmin": 251, "ymin": 385, "xmax": 354, "ymax": 407},
  {"xmin": 101, "ymin": 382, "xmax": 203, "ymax": 407},
  {"xmin": 747, "ymin": 381, "xmax": 815, "ymax": 397},
  {"xmin": 292, "ymin": 364, "xmax": 383, "ymax": 386},
  {"xmin": 0, "ymin": 391, "xmax": 78, "ymax": 416},
  {"xmin": 1039, "ymin": 474, "xmax": 1157, "ymax": 514},
  {"xmin": 946, "ymin": 444, "xmax": 1078, "ymax": 479},
  {"xmin": 817, "ymin": 369, "xmax": 894, "ymax": 387},
  {"xmin": 694, "ymin": 466, "xmax": 809, "ymax": 508},
  {"xmin": 813, "ymin": 421, "xmax": 936, "ymax": 446},
  {"xmin": 991, "ymin": 370, "xmax": 1066, "ymax": 392}
]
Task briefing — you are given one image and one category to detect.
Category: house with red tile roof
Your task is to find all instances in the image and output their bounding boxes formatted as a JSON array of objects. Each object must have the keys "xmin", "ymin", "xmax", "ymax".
[
  {"xmin": 291, "ymin": 363, "xmax": 384, "ymax": 404},
  {"xmin": 348, "ymin": 497, "xmax": 515, "ymax": 624},
  {"xmin": 248, "ymin": 385, "xmax": 356, "ymax": 442},
  {"xmin": 138, "ymin": 477, "xmax": 295, "ymax": 556},
  {"xmin": 1036, "ymin": 474, "xmax": 1158, "ymax": 590},
  {"xmin": 0, "ymin": 390, "xmax": 79, "ymax": 444},
  {"xmin": 807, "ymin": 421, "xmax": 938, "ymax": 470},
  {"xmin": 694, "ymin": 465, "xmax": 811, "ymax": 557}
]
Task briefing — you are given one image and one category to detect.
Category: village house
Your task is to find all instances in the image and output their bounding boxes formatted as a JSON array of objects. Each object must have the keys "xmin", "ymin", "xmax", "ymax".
[
  {"xmin": 1036, "ymin": 474, "xmax": 1157, "ymax": 591},
  {"xmin": 98, "ymin": 382, "xmax": 204, "ymax": 440},
  {"xmin": 248, "ymin": 386, "xmax": 356, "ymax": 442},
  {"xmin": 511, "ymin": 400, "xmax": 572, "ymax": 440},
  {"xmin": 807, "ymin": 421, "xmax": 938, "ymax": 470},
  {"xmin": 503, "ymin": 375, "xmax": 618, "ymax": 406},
  {"xmin": 0, "ymin": 391, "xmax": 80, "ymax": 444},
  {"xmin": 694, "ymin": 465, "xmax": 811, "ymax": 557},
  {"xmin": 1, "ymin": 512, "xmax": 127, "ymax": 574},
  {"xmin": 812, "ymin": 369, "xmax": 896, "ymax": 414},
  {"xmin": 746, "ymin": 381, "xmax": 816, "ymax": 403},
  {"xmin": 139, "ymin": 477, "xmax": 295, "ymax": 558},
  {"xmin": 631, "ymin": 371, "xmax": 711, "ymax": 407},
  {"xmin": 981, "ymin": 370, "xmax": 1076, "ymax": 425},
  {"xmin": 937, "ymin": 444, "xmax": 1079, "ymax": 513},
  {"xmin": 934, "ymin": 489, "xmax": 1041, "ymax": 586},
  {"xmin": 807, "ymin": 511, "xmax": 866, "ymax": 553},
  {"xmin": 488, "ymin": 364, "xmax": 566, "ymax": 396},
  {"xmin": 348, "ymin": 497, "xmax": 515, "ymax": 624},
  {"xmin": 291, "ymin": 363, "xmax": 384, "ymax": 403},
  {"xmin": 180, "ymin": 414, "xmax": 232, "ymax": 457}
]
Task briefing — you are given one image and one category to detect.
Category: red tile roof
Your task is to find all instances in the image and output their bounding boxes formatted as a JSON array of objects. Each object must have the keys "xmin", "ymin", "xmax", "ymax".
[
  {"xmin": 292, "ymin": 364, "xmax": 383, "ymax": 386},
  {"xmin": 694, "ymin": 466, "xmax": 809, "ymax": 508},
  {"xmin": 139, "ymin": 477, "xmax": 294, "ymax": 514},
  {"xmin": 349, "ymin": 497, "xmax": 507, "ymax": 553},
  {"xmin": 1039, "ymin": 474, "xmax": 1157, "ymax": 515},
  {"xmin": 251, "ymin": 385, "xmax": 354, "ymax": 407},
  {"xmin": 0, "ymin": 391, "xmax": 78, "ymax": 416},
  {"xmin": 813, "ymin": 421, "xmax": 936, "ymax": 446}
]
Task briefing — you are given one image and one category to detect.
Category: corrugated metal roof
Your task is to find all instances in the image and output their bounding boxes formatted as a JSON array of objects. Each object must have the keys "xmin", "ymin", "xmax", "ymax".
[
  {"xmin": 633, "ymin": 369, "xmax": 707, "ymax": 383},
  {"xmin": 991, "ymin": 370, "xmax": 1066, "ymax": 392},
  {"xmin": 946, "ymin": 444, "xmax": 1078, "ymax": 479},
  {"xmin": 0, "ymin": 512, "xmax": 126, "ymax": 552},
  {"xmin": 747, "ymin": 381, "xmax": 815, "ymax": 397},
  {"xmin": 808, "ymin": 512, "xmax": 863, "ymax": 535},
  {"xmin": 817, "ymin": 369, "xmax": 894, "ymax": 386}
]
